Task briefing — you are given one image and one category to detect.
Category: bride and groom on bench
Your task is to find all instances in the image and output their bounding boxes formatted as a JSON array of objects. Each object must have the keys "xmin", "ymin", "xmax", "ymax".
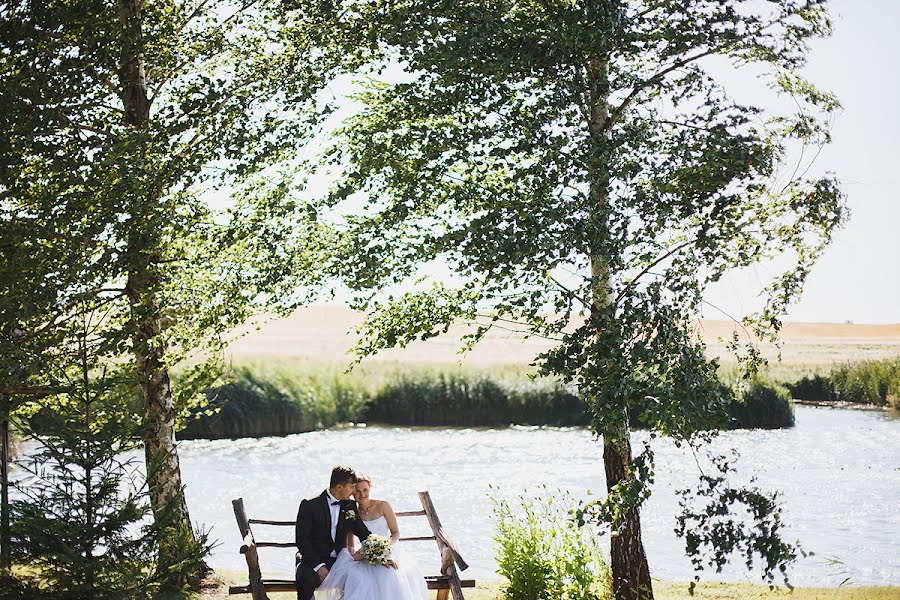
[{"xmin": 296, "ymin": 465, "xmax": 428, "ymax": 600}]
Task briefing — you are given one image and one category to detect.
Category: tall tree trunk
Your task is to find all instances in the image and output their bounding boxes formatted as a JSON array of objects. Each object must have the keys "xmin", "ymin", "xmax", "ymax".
[
  {"xmin": 585, "ymin": 55, "xmax": 654, "ymax": 600},
  {"xmin": 0, "ymin": 394, "xmax": 9, "ymax": 575},
  {"xmin": 602, "ymin": 424, "xmax": 653, "ymax": 599},
  {"xmin": 117, "ymin": 0, "xmax": 200, "ymax": 587}
]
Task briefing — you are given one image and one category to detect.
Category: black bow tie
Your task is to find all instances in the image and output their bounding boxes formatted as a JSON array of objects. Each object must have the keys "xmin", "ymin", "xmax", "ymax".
[{"xmin": 331, "ymin": 500, "xmax": 341, "ymax": 506}]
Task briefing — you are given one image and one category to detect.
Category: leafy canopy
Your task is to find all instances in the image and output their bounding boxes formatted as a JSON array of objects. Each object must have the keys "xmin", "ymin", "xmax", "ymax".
[
  {"xmin": 0, "ymin": 0, "xmax": 362, "ymax": 414},
  {"xmin": 321, "ymin": 0, "xmax": 845, "ymax": 585}
]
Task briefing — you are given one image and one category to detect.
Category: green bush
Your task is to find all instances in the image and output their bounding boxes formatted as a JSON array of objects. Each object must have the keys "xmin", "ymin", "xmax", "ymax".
[
  {"xmin": 785, "ymin": 374, "xmax": 835, "ymax": 403},
  {"xmin": 728, "ymin": 379, "xmax": 795, "ymax": 429},
  {"xmin": 492, "ymin": 488, "xmax": 611, "ymax": 600}
]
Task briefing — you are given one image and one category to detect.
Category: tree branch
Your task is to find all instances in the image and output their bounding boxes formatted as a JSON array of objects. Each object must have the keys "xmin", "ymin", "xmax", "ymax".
[
  {"xmin": 605, "ymin": 11, "xmax": 797, "ymax": 135},
  {"xmin": 615, "ymin": 238, "xmax": 696, "ymax": 305}
]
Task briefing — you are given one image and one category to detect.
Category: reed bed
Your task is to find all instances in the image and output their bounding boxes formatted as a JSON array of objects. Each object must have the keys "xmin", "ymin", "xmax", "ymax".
[
  {"xmin": 178, "ymin": 360, "xmax": 795, "ymax": 439},
  {"xmin": 786, "ymin": 357, "xmax": 900, "ymax": 408}
]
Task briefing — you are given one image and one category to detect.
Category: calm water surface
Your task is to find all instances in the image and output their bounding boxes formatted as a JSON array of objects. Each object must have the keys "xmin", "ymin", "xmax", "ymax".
[{"xmin": 177, "ymin": 405, "xmax": 899, "ymax": 587}]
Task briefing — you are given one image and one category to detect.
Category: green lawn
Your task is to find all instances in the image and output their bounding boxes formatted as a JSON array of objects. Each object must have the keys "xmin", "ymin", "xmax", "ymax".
[{"xmin": 200, "ymin": 571, "xmax": 900, "ymax": 600}]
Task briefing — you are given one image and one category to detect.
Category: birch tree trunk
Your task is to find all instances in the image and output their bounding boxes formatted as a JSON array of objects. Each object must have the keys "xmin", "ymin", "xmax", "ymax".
[
  {"xmin": 117, "ymin": 0, "xmax": 199, "ymax": 586},
  {"xmin": 585, "ymin": 55, "xmax": 654, "ymax": 600}
]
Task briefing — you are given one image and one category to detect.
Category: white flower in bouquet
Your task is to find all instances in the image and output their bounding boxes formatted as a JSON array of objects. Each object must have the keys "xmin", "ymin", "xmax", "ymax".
[{"xmin": 362, "ymin": 534, "xmax": 392, "ymax": 566}]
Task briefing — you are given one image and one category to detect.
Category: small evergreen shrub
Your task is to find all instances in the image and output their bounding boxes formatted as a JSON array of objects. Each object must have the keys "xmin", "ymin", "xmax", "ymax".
[
  {"xmin": 14, "ymin": 397, "xmax": 211, "ymax": 598},
  {"xmin": 492, "ymin": 488, "xmax": 611, "ymax": 600}
]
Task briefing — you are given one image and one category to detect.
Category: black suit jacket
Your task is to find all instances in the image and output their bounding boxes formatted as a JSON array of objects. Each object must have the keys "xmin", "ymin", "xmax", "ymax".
[{"xmin": 295, "ymin": 491, "xmax": 370, "ymax": 598}]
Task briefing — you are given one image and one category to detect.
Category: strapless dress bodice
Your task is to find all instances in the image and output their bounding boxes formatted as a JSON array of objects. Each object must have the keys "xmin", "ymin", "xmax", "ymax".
[{"xmin": 361, "ymin": 515, "xmax": 390, "ymax": 537}]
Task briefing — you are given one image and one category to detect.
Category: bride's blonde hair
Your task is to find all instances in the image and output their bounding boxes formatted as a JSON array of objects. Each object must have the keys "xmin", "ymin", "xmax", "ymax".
[{"xmin": 356, "ymin": 472, "xmax": 373, "ymax": 485}]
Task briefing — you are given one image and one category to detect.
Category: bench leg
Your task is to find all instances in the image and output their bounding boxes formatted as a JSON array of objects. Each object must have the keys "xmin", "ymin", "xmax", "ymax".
[{"xmin": 436, "ymin": 589, "xmax": 449, "ymax": 600}]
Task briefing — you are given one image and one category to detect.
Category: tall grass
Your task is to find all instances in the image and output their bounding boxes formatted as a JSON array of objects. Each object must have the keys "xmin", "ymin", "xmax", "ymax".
[
  {"xmin": 366, "ymin": 369, "xmax": 584, "ymax": 426},
  {"xmin": 177, "ymin": 360, "xmax": 795, "ymax": 439},
  {"xmin": 179, "ymin": 361, "xmax": 371, "ymax": 439},
  {"xmin": 786, "ymin": 357, "xmax": 900, "ymax": 408}
]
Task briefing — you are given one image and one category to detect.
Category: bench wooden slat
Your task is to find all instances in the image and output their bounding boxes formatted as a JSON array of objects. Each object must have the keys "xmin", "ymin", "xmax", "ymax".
[
  {"xmin": 230, "ymin": 578, "xmax": 476, "ymax": 594},
  {"xmin": 248, "ymin": 518, "xmax": 294, "ymax": 526},
  {"xmin": 427, "ymin": 578, "xmax": 476, "ymax": 590},
  {"xmin": 399, "ymin": 535, "xmax": 435, "ymax": 542},
  {"xmin": 229, "ymin": 581, "xmax": 295, "ymax": 593},
  {"xmin": 253, "ymin": 541, "xmax": 296, "ymax": 548},
  {"xmin": 396, "ymin": 509, "xmax": 427, "ymax": 517}
]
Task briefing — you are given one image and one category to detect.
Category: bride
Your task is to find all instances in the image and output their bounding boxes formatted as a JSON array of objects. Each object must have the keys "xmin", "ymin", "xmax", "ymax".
[{"xmin": 315, "ymin": 474, "xmax": 428, "ymax": 600}]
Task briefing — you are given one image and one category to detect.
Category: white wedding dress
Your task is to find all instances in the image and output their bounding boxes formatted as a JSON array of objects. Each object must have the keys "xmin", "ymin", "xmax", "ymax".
[{"xmin": 314, "ymin": 515, "xmax": 428, "ymax": 600}]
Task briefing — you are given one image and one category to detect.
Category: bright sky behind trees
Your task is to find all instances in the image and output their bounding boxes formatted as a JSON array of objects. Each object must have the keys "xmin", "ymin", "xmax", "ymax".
[
  {"xmin": 704, "ymin": 0, "xmax": 899, "ymax": 324},
  {"xmin": 202, "ymin": 0, "xmax": 897, "ymax": 324}
]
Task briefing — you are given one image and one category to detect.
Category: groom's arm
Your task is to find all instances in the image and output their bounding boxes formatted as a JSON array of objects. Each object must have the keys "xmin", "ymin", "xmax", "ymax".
[{"xmin": 296, "ymin": 499, "xmax": 327, "ymax": 571}]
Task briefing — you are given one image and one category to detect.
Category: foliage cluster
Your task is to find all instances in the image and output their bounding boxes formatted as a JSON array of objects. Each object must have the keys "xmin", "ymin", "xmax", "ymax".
[
  {"xmin": 492, "ymin": 487, "xmax": 611, "ymax": 600},
  {"xmin": 675, "ymin": 453, "xmax": 803, "ymax": 593}
]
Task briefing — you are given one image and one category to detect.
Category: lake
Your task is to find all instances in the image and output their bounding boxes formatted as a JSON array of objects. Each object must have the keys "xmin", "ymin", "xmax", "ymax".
[{"xmin": 176, "ymin": 405, "xmax": 899, "ymax": 587}]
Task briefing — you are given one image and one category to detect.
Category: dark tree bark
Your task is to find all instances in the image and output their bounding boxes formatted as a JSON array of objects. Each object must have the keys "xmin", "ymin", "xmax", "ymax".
[{"xmin": 603, "ymin": 428, "xmax": 653, "ymax": 600}]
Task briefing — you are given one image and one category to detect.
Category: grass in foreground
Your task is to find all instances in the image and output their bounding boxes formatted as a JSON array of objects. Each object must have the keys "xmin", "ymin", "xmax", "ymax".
[{"xmin": 192, "ymin": 571, "xmax": 900, "ymax": 600}]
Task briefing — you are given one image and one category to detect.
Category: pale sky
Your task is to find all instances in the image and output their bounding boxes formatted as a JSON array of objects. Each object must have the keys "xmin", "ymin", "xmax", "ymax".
[{"xmin": 705, "ymin": 0, "xmax": 900, "ymax": 324}]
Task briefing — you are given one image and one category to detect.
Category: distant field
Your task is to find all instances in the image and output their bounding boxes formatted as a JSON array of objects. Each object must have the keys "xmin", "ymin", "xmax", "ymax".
[{"xmin": 226, "ymin": 306, "xmax": 900, "ymax": 369}]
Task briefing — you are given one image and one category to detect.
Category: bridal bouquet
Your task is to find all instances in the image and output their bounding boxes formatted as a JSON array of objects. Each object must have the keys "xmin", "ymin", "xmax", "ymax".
[{"xmin": 362, "ymin": 534, "xmax": 392, "ymax": 566}]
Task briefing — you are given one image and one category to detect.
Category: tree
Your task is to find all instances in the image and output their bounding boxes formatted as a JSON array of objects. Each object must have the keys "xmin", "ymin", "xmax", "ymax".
[
  {"xmin": 323, "ymin": 1, "xmax": 844, "ymax": 598},
  {"xmin": 1, "ymin": 0, "xmax": 355, "ymax": 586},
  {"xmin": 11, "ymin": 309, "xmax": 208, "ymax": 599}
]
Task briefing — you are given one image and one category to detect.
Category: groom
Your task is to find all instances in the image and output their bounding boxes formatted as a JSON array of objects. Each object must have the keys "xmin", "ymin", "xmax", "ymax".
[{"xmin": 295, "ymin": 465, "xmax": 371, "ymax": 600}]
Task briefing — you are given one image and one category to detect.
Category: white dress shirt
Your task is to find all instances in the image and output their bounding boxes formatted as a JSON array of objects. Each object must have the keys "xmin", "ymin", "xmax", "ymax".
[
  {"xmin": 313, "ymin": 490, "xmax": 341, "ymax": 573},
  {"xmin": 326, "ymin": 490, "xmax": 340, "ymax": 544}
]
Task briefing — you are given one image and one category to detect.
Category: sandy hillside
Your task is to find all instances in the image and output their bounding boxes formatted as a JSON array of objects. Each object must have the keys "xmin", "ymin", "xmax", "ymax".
[{"xmin": 226, "ymin": 306, "xmax": 900, "ymax": 368}]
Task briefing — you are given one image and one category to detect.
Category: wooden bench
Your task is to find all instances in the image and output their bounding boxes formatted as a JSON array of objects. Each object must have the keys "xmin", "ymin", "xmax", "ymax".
[{"xmin": 230, "ymin": 491, "xmax": 474, "ymax": 600}]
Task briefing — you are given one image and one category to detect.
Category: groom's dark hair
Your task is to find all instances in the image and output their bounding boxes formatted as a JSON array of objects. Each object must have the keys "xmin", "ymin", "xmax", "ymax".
[{"xmin": 330, "ymin": 465, "xmax": 358, "ymax": 487}]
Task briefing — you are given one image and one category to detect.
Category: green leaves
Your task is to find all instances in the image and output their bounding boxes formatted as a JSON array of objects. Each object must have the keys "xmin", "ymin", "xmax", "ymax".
[
  {"xmin": 0, "ymin": 0, "xmax": 363, "ymax": 412},
  {"xmin": 675, "ymin": 451, "xmax": 805, "ymax": 590},
  {"xmin": 492, "ymin": 486, "xmax": 611, "ymax": 600}
]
